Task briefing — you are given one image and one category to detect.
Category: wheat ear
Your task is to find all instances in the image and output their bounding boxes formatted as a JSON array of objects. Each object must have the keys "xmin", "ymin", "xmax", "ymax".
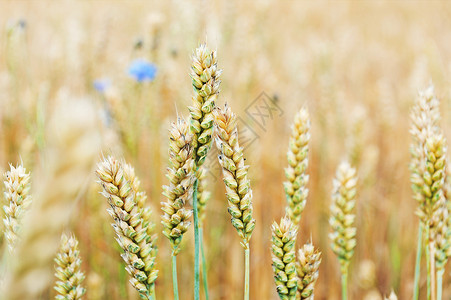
[
  {"xmin": 96, "ymin": 156, "xmax": 158, "ymax": 300},
  {"xmin": 410, "ymin": 85, "xmax": 441, "ymax": 300},
  {"xmin": 296, "ymin": 242, "xmax": 321, "ymax": 300},
  {"xmin": 329, "ymin": 161, "xmax": 357, "ymax": 300},
  {"xmin": 189, "ymin": 43, "xmax": 221, "ymax": 166},
  {"xmin": 422, "ymin": 134, "xmax": 447, "ymax": 300},
  {"xmin": 284, "ymin": 108, "xmax": 310, "ymax": 225},
  {"xmin": 214, "ymin": 103, "xmax": 255, "ymax": 300},
  {"xmin": 189, "ymin": 43, "xmax": 221, "ymax": 300},
  {"xmin": 2, "ymin": 163, "xmax": 31, "ymax": 252},
  {"xmin": 161, "ymin": 118, "xmax": 194, "ymax": 254},
  {"xmin": 271, "ymin": 216, "xmax": 297, "ymax": 300},
  {"xmin": 213, "ymin": 104, "xmax": 256, "ymax": 247},
  {"xmin": 54, "ymin": 233, "xmax": 86, "ymax": 299},
  {"xmin": 161, "ymin": 118, "xmax": 195, "ymax": 300}
]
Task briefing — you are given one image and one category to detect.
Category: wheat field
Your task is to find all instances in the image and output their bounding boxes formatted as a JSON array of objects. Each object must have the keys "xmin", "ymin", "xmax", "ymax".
[{"xmin": 2, "ymin": 1, "xmax": 451, "ymax": 299}]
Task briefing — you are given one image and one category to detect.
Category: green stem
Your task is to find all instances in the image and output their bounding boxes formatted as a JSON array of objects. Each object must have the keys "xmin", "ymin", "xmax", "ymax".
[
  {"xmin": 193, "ymin": 179, "xmax": 200, "ymax": 300},
  {"xmin": 341, "ymin": 272, "xmax": 348, "ymax": 300},
  {"xmin": 172, "ymin": 254, "xmax": 179, "ymax": 300},
  {"xmin": 413, "ymin": 222, "xmax": 423, "ymax": 300},
  {"xmin": 245, "ymin": 246, "xmax": 250, "ymax": 300},
  {"xmin": 429, "ymin": 239, "xmax": 436, "ymax": 300},
  {"xmin": 150, "ymin": 284, "xmax": 156, "ymax": 300},
  {"xmin": 426, "ymin": 226, "xmax": 431, "ymax": 300},
  {"xmin": 437, "ymin": 269, "xmax": 444, "ymax": 300},
  {"xmin": 200, "ymin": 227, "xmax": 210, "ymax": 300}
]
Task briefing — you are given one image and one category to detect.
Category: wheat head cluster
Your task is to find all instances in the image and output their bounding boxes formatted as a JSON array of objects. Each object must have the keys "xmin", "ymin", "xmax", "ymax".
[{"xmin": 3, "ymin": 1, "xmax": 451, "ymax": 300}]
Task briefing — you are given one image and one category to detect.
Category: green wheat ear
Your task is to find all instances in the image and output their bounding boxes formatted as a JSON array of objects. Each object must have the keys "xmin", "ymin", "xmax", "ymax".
[
  {"xmin": 284, "ymin": 107, "xmax": 310, "ymax": 226},
  {"xmin": 271, "ymin": 216, "xmax": 298, "ymax": 300}
]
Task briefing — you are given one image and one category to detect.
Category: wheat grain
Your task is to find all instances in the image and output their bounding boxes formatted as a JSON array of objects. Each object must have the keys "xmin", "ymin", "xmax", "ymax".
[
  {"xmin": 296, "ymin": 242, "xmax": 321, "ymax": 300},
  {"xmin": 96, "ymin": 156, "xmax": 158, "ymax": 299},
  {"xmin": 197, "ymin": 166, "xmax": 211, "ymax": 225},
  {"xmin": 213, "ymin": 104, "xmax": 256, "ymax": 248},
  {"xmin": 54, "ymin": 233, "xmax": 86, "ymax": 300},
  {"xmin": 2, "ymin": 163, "xmax": 31, "ymax": 252},
  {"xmin": 284, "ymin": 108, "xmax": 310, "ymax": 225},
  {"xmin": 271, "ymin": 216, "xmax": 298, "ymax": 300},
  {"xmin": 161, "ymin": 118, "xmax": 195, "ymax": 255}
]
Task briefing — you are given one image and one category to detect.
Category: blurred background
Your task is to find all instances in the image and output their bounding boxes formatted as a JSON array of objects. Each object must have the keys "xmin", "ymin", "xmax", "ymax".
[{"xmin": 2, "ymin": 0, "xmax": 451, "ymax": 299}]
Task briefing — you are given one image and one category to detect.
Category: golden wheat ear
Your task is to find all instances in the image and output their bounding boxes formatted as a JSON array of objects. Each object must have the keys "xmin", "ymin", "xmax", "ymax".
[
  {"xmin": 96, "ymin": 156, "xmax": 158, "ymax": 299},
  {"xmin": 213, "ymin": 104, "xmax": 256, "ymax": 248},
  {"xmin": 296, "ymin": 242, "xmax": 321, "ymax": 300},
  {"xmin": 54, "ymin": 233, "xmax": 86, "ymax": 300},
  {"xmin": 161, "ymin": 117, "xmax": 195, "ymax": 255},
  {"xmin": 189, "ymin": 43, "xmax": 221, "ymax": 167}
]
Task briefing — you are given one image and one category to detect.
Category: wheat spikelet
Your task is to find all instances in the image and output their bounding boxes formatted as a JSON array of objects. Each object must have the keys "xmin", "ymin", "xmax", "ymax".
[
  {"xmin": 2, "ymin": 163, "xmax": 31, "ymax": 252},
  {"xmin": 96, "ymin": 156, "xmax": 158, "ymax": 299},
  {"xmin": 284, "ymin": 108, "xmax": 310, "ymax": 225},
  {"xmin": 296, "ymin": 243, "xmax": 321, "ymax": 300},
  {"xmin": 213, "ymin": 104, "xmax": 255, "ymax": 248},
  {"xmin": 329, "ymin": 161, "xmax": 357, "ymax": 273},
  {"xmin": 161, "ymin": 118, "xmax": 195, "ymax": 255},
  {"xmin": 197, "ymin": 166, "xmax": 211, "ymax": 224},
  {"xmin": 2, "ymin": 98, "xmax": 100, "ymax": 300},
  {"xmin": 271, "ymin": 216, "xmax": 298, "ymax": 299},
  {"xmin": 189, "ymin": 43, "xmax": 221, "ymax": 166},
  {"xmin": 54, "ymin": 233, "xmax": 86, "ymax": 300}
]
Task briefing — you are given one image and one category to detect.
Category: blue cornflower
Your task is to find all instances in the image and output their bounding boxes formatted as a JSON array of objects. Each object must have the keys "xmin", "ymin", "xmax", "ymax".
[
  {"xmin": 128, "ymin": 59, "xmax": 157, "ymax": 82},
  {"xmin": 93, "ymin": 78, "xmax": 111, "ymax": 93}
]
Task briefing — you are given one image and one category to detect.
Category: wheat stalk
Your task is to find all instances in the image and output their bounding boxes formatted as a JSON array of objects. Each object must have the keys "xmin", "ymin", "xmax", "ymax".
[
  {"xmin": 96, "ymin": 156, "xmax": 158, "ymax": 300},
  {"xmin": 329, "ymin": 161, "xmax": 357, "ymax": 300},
  {"xmin": 189, "ymin": 43, "xmax": 221, "ymax": 300},
  {"xmin": 410, "ymin": 85, "xmax": 442, "ymax": 300},
  {"xmin": 271, "ymin": 216, "xmax": 297, "ymax": 300},
  {"xmin": 421, "ymin": 134, "xmax": 447, "ymax": 300},
  {"xmin": 296, "ymin": 242, "xmax": 321, "ymax": 300},
  {"xmin": 2, "ymin": 163, "xmax": 31, "ymax": 252},
  {"xmin": 284, "ymin": 108, "xmax": 310, "ymax": 226},
  {"xmin": 161, "ymin": 117, "xmax": 195, "ymax": 300},
  {"xmin": 54, "ymin": 233, "xmax": 86, "ymax": 300},
  {"xmin": 214, "ymin": 103, "xmax": 255, "ymax": 300}
]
